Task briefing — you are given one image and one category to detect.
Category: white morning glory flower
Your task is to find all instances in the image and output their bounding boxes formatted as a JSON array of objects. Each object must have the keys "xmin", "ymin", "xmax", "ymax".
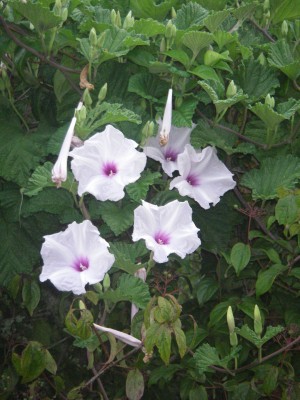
[
  {"xmin": 52, "ymin": 101, "xmax": 83, "ymax": 187},
  {"xmin": 40, "ymin": 220, "xmax": 115, "ymax": 295},
  {"xmin": 93, "ymin": 324, "xmax": 142, "ymax": 348},
  {"xmin": 69, "ymin": 125, "xmax": 146, "ymax": 201},
  {"xmin": 143, "ymin": 88, "xmax": 195, "ymax": 176},
  {"xmin": 169, "ymin": 145, "xmax": 236, "ymax": 210},
  {"xmin": 132, "ymin": 200, "xmax": 200, "ymax": 263}
]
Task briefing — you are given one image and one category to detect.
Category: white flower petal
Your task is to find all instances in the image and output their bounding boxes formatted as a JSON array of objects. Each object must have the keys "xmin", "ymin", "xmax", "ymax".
[
  {"xmin": 170, "ymin": 145, "xmax": 236, "ymax": 209},
  {"xmin": 159, "ymin": 88, "xmax": 172, "ymax": 145},
  {"xmin": 70, "ymin": 125, "xmax": 146, "ymax": 201},
  {"xmin": 93, "ymin": 324, "xmax": 142, "ymax": 347},
  {"xmin": 132, "ymin": 200, "xmax": 200, "ymax": 263},
  {"xmin": 40, "ymin": 220, "xmax": 115, "ymax": 294}
]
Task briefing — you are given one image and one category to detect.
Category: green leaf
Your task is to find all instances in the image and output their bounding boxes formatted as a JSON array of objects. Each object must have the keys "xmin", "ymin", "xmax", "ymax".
[
  {"xmin": 230, "ymin": 243, "xmax": 251, "ymax": 276},
  {"xmin": 256, "ymin": 264, "xmax": 287, "ymax": 296},
  {"xmin": 53, "ymin": 70, "xmax": 72, "ymax": 103},
  {"xmin": 22, "ymin": 279, "xmax": 40, "ymax": 317},
  {"xmin": 156, "ymin": 324, "xmax": 172, "ymax": 364},
  {"xmin": 248, "ymin": 103, "xmax": 286, "ymax": 131},
  {"xmin": 173, "ymin": 324, "xmax": 187, "ymax": 358},
  {"xmin": 270, "ymin": 0, "xmax": 300, "ymax": 24},
  {"xmin": 203, "ymin": 10, "xmax": 230, "ymax": 33},
  {"xmin": 44, "ymin": 349, "xmax": 57, "ymax": 375},
  {"xmin": 132, "ymin": 18, "xmax": 165, "ymax": 36},
  {"xmin": 130, "ymin": 0, "xmax": 176, "ymax": 20},
  {"xmin": 0, "ymin": 121, "xmax": 52, "ymax": 186},
  {"xmin": 232, "ymin": 2, "xmax": 258, "ymax": 21},
  {"xmin": 163, "ymin": 49, "xmax": 191, "ymax": 68},
  {"xmin": 275, "ymin": 195, "xmax": 299, "ymax": 225},
  {"xmin": 99, "ymin": 201, "xmax": 136, "ymax": 236},
  {"xmin": 236, "ymin": 325, "xmax": 261, "ymax": 347},
  {"xmin": 148, "ymin": 364, "xmax": 182, "ymax": 386},
  {"xmin": 20, "ymin": 342, "xmax": 46, "ymax": 383},
  {"xmin": 236, "ymin": 60, "xmax": 279, "ymax": 102},
  {"xmin": 213, "ymin": 30, "xmax": 238, "ymax": 50},
  {"xmin": 261, "ymin": 325, "xmax": 284, "ymax": 345},
  {"xmin": 190, "ymin": 65, "xmax": 221, "ymax": 82},
  {"xmin": 128, "ymin": 73, "xmax": 169, "ymax": 102},
  {"xmin": 126, "ymin": 369, "xmax": 144, "ymax": 400},
  {"xmin": 172, "ymin": 98, "xmax": 198, "ymax": 127},
  {"xmin": 262, "ymin": 365, "xmax": 279, "ymax": 395},
  {"xmin": 110, "ymin": 241, "xmax": 148, "ymax": 264},
  {"xmin": 209, "ymin": 300, "xmax": 234, "ymax": 327},
  {"xmin": 196, "ymin": 277, "xmax": 218, "ymax": 306},
  {"xmin": 9, "ymin": 1, "xmax": 61, "ymax": 32},
  {"xmin": 174, "ymin": 2, "xmax": 209, "ymax": 30},
  {"xmin": 193, "ymin": 343, "xmax": 221, "ymax": 373},
  {"xmin": 241, "ymin": 155, "xmax": 300, "ymax": 200},
  {"xmin": 189, "ymin": 386, "xmax": 208, "ymax": 400},
  {"xmin": 268, "ymin": 39, "xmax": 300, "ymax": 80},
  {"xmin": 182, "ymin": 31, "xmax": 213, "ymax": 60},
  {"xmin": 101, "ymin": 274, "xmax": 150, "ymax": 309}
]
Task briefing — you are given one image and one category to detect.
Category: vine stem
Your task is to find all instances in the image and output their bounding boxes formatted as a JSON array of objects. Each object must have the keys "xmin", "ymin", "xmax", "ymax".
[{"xmin": 0, "ymin": 15, "xmax": 81, "ymax": 75}]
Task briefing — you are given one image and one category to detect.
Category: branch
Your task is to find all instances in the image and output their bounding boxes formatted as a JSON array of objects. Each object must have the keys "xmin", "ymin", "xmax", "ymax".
[
  {"xmin": 197, "ymin": 110, "xmax": 268, "ymax": 149},
  {"xmin": 250, "ymin": 18, "xmax": 276, "ymax": 43},
  {"xmin": 0, "ymin": 15, "xmax": 81, "ymax": 75}
]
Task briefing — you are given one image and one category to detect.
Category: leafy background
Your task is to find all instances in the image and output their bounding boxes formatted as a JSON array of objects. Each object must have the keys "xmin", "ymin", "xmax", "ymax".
[{"xmin": 1, "ymin": 0, "xmax": 300, "ymax": 399}]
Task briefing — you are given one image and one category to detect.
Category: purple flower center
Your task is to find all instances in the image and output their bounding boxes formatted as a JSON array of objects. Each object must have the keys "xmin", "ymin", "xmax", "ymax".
[
  {"xmin": 102, "ymin": 162, "xmax": 118, "ymax": 177},
  {"xmin": 73, "ymin": 256, "xmax": 89, "ymax": 272},
  {"xmin": 186, "ymin": 174, "xmax": 200, "ymax": 186},
  {"xmin": 154, "ymin": 231, "xmax": 170, "ymax": 245},
  {"xmin": 164, "ymin": 148, "xmax": 178, "ymax": 162}
]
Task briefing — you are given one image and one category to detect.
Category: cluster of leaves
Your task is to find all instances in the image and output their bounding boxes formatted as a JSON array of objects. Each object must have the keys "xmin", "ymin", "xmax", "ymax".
[{"xmin": 1, "ymin": 0, "xmax": 300, "ymax": 399}]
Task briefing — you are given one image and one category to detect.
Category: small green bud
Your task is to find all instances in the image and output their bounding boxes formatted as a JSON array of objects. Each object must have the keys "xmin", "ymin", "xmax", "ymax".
[
  {"xmin": 98, "ymin": 82, "xmax": 107, "ymax": 102},
  {"xmin": 263, "ymin": 0, "xmax": 269, "ymax": 11},
  {"xmin": 83, "ymin": 88, "xmax": 93, "ymax": 107},
  {"xmin": 254, "ymin": 305, "xmax": 263, "ymax": 336},
  {"xmin": 165, "ymin": 20, "xmax": 174, "ymax": 39},
  {"xmin": 61, "ymin": 8, "xmax": 68, "ymax": 22},
  {"xmin": 281, "ymin": 20, "xmax": 288, "ymax": 36},
  {"xmin": 103, "ymin": 273, "xmax": 110, "ymax": 290},
  {"xmin": 171, "ymin": 7, "xmax": 177, "ymax": 19},
  {"xmin": 171, "ymin": 24, "xmax": 177, "ymax": 38},
  {"xmin": 265, "ymin": 93, "xmax": 275, "ymax": 108},
  {"xmin": 141, "ymin": 120, "xmax": 155, "ymax": 146},
  {"xmin": 226, "ymin": 80, "xmax": 237, "ymax": 98},
  {"xmin": 227, "ymin": 306, "xmax": 235, "ymax": 334},
  {"xmin": 229, "ymin": 332, "xmax": 238, "ymax": 347},
  {"xmin": 53, "ymin": 0, "xmax": 62, "ymax": 16},
  {"xmin": 123, "ymin": 10, "xmax": 134, "ymax": 29},
  {"xmin": 257, "ymin": 52, "xmax": 266, "ymax": 66},
  {"xmin": 160, "ymin": 37, "xmax": 166, "ymax": 53},
  {"xmin": 111, "ymin": 9, "xmax": 117, "ymax": 25},
  {"xmin": 97, "ymin": 31, "xmax": 106, "ymax": 48},
  {"xmin": 115, "ymin": 11, "xmax": 121, "ymax": 27},
  {"xmin": 75, "ymin": 105, "xmax": 87, "ymax": 123},
  {"xmin": 89, "ymin": 28, "xmax": 97, "ymax": 47},
  {"xmin": 78, "ymin": 300, "xmax": 86, "ymax": 310},
  {"xmin": 204, "ymin": 49, "xmax": 221, "ymax": 66}
]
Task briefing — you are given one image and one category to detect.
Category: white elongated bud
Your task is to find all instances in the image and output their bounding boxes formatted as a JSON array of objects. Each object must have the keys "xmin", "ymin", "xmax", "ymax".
[
  {"xmin": 159, "ymin": 88, "xmax": 172, "ymax": 146},
  {"xmin": 254, "ymin": 305, "xmax": 263, "ymax": 336}
]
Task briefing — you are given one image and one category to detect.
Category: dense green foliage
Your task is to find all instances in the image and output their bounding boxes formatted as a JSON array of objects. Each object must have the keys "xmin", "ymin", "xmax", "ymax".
[{"xmin": 1, "ymin": 0, "xmax": 300, "ymax": 398}]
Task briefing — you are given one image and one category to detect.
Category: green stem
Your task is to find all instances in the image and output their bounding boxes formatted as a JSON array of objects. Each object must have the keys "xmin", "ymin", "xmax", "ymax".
[
  {"xmin": 47, "ymin": 28, "xmax": 57, "ymax": 57},
  {"xmin": 258, "ymin": 346, "xmax": 262, "ymax": 363}
]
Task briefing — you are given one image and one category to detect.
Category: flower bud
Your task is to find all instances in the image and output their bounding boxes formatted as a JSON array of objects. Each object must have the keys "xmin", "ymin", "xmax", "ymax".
[
  {"xmin": 61, "ymin": 8, "xmax": 68, "ymax": 22},
  {"xmin": 263, "ymin": 0, "xmax": 269, "ymax": 11},
  {"xmin": 160, "ymin": 37, "xmax": 166, "ymax": 53},
  {"xmin": 83, "ymin": 88, "xmax": 93, "ymax": 107},
  {"xmin": 89, "ymin": 28, "xmax": 97, "ymax": 47},
  {"xmin": 281, "ymin": 20, "xmax": 288, "ymax": 36},
  {"xmin": 204, "ymin": 49, "xmax": 221, "ymax": 66},
  {"xmin": 165, "ymin": 20, "xmax": 174, "ymax": 39},
  {"xmin": 123, "ymin": 10, "xmax": 134, "ymax": 29},
  {"xmin": 115, "ymin": 11, "xmax": 122, "ymax": 28},
  {"xmin": 98, "ymin": 82, "xmax": 107, "ymax": 102},
  {"xmin": 229, "ymin": 332, "xmax": 238, "ymax": 347},
  {"xmin": 75, "ymin": 105, "xmax": 87, "ymax": 123},
  {"xmin": 171, "ymin": 7, "xmax": 177, "ymax": 19},
  {"xmin": 97, "ymin": 31, "xmax": 106, "ymax": 48},
  {"xmin": 254, "ymin": 305, "xmax": 263, "ymax": 336},
  {"xmin": 226, "ymin": 80, "xmax": 237, "ymax": 98},
  {"xmin": 227, "ymin": 306, "xmax": 235, "ymax": 334},
  {"xmin": 78, "ymin": 300, "xmax": 86, "ymax": 310},
  {"xmin": 257, "ymin": 52, "xmax": 266, "ymax": 66},
  {"xmin": 111, "ymin": 9, "xmax": 117, "ymax": 25},
  {"xmin": 171, "ymin": 24, "xmax": 177, "ymax": 38},
  {"xmin": 53, "ymin": 0, "xmax": 62, "ymax": 16},
  {"xmin": 265, "ymin": 93, "xmax": 275, "ymax": 108},
  {"xmin": 103, "ymin": 273, "xmax": 110, "ymax": 290}
]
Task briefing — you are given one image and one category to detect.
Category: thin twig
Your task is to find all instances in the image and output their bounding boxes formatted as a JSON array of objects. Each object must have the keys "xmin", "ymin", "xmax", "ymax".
[
  {"xmin": 0, "ymin": 15, "xmax": 81, "ymax": 74},
  {"xmin": 293, "ymin": 80, "xmax": 300, "ymax": 92},
  {"xmin": 250, "ymin": 19, "xmax": 276, "ymax": 43},
  {"xmin": 92, "ymin": 368, "xmax": 110, "ymax": 400}
]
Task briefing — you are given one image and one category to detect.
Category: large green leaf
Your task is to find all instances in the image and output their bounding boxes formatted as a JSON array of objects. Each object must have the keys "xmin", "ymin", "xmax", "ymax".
[
  {"xmin": 256, "ymin": 264, "xmax": 287, "ymax": 296},
  {"xmin": 203, "ymin": 10, "xmax": 230, "ymax": 33},
  {"xmin": 130, "ymin": 0, "xmax": 176, "ymax": 20},
  {"xmin": 126, "ymin": 171, "xmax": 161, "ymax": 202},
  {"xmin": 174, "ymin": 2, "xmax": 209, "ymax": 30},
  {"xmin": 172, "ymin": 98, "xmax": 198, "ymax": 127},
  {"xmin": 128, "ymin": 73, "xmax": 169, "ymax": 102},
  {"xmin": 9, "ymin": 1, "xmax": 61, "ymax": 32},
  {"xmin": 268, "ymin": 39, "xmax": 300, "ymax": 80},
  {"xmin": 194, "ymin": 343, "xmax": 240, "ymax": 373},
  {"xmin": 270, "ymin": 0, "xmax": 300, "ymax": 23},
  {"xmin": 132, "ymin": 18, "xmax": 165, "ymax": 36},
  {"xmin": 235, "ymin": 60, "xmax": 279, "ymax": 102},
  {"xmin": 0, "ymin": 121, "xmax": 52, "ymax": 186},
  {"xmin": 99, "ymin": 201, "xmax": 137, "ymax": 236},
  {"xmin": 241, "ymin": 155, "xmax": 300, "ymax": 200},
  {"xmin": 181, "ymin": 31, "xmax": 213, "ymax": 60},
  {"xmin": 100, "ymin": 274, "xmax": 150, "ymax": 308}
]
